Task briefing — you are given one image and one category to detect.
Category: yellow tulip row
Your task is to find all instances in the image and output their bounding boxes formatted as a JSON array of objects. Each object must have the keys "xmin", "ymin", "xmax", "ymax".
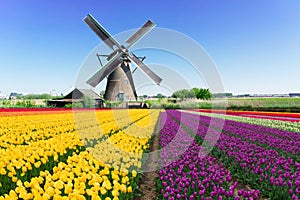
[
  {"xmin": 0, "ymin": 109, "xmax": 149, "ymax": 147},
  {"xmin": 0, "ymin": 113, "xmax": 75, "ymax": 146},
  {"xmin": 0, "ymin": 109, "xmax": 151, "ymax": 175},
  {"xmin": 76, "ymin": 110, "xmax": 153, "ymax": 142},
  {"xmin": 0, "ymin": 131, "xmax": 82, "ymax": 181},
  {"xmin": 83, "ymin": 109, "xmax": 160, "ymax": 170},
  {"xmin": 1, "ymin": 151, "xmax": 136, "ymax": 200},
  {"xmin": 0, "ymin": 109, "xmax": 160, "ymax": 199}
]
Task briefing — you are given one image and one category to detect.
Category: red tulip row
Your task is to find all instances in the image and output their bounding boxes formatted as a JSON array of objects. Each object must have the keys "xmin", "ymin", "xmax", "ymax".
[{"xmin": 192, "ymin": 109, "xmax": 300, "ymax": 122}]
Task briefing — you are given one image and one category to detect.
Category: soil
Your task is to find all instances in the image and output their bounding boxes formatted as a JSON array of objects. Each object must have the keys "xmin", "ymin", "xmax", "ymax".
[{"xmin": 135, "ymin": 121, "xmax": 160, "ymax": 200}]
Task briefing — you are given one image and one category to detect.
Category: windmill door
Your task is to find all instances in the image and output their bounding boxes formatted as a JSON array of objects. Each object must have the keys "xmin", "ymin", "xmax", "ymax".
[{"xmin": 118, "ymin": 93, "xmax": 124, "ymax": 101}]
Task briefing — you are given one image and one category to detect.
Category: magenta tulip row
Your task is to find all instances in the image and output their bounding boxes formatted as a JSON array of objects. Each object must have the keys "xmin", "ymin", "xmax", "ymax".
[
  {"xmin": 157, "ymin": 112, "xmax": 260, "ymax": 199},
  {"xmin": 166, "ymin": 110, "xmax": 300, "ymax": 199}
]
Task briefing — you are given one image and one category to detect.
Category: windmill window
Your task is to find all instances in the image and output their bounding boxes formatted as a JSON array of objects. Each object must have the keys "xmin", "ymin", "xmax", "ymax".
[{"xmin": 125, "ymin": 80, "xmax": 128, "ymax": 84}]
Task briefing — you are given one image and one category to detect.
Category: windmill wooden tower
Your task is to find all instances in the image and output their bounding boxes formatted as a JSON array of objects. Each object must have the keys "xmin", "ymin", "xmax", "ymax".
[{"xmin": 84, "ymin": 14, "xmax": 162, "ymax": 101}]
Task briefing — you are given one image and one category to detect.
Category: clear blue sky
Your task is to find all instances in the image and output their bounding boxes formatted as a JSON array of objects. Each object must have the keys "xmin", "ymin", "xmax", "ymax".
[{"xmin": 0, "ymin": 0, "xmax": 299, "ymax": 96}]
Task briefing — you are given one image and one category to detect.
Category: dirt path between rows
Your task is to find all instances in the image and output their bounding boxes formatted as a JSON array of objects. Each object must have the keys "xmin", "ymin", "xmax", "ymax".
[{"xmin": 135, "ymin": 120, "xmax": 160, "ymax": 200}]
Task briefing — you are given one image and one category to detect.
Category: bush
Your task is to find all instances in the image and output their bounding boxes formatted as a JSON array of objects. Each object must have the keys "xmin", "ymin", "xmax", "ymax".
[
  {"xmin": 105, "ymin": 101, "xmax": 121, "ymax": 108},
  {"xmin": 64, "ymin": 104, "xmax": 72, "ymax": 108},
  {"xmin": 179, "ymin": 102, "xmax": 199, "ymax": 109},
  {"xmin": 144, "ymin": 100, "xmax": 154, "ymax": 107},
  {"xmin": 64, "ymin": 102, "xmax": 83, "ymax": 108},
  {"xmin": 163, "ymin": 103, "xmax": 181, "ymax": 109},
  {"xmin": 198, "ymin": 102, "xmax": 212, "ymax": 109},
  {"xmin": 73, "ymin": 102, "xmax": 83, "ymax": 108},
  {"xmin": 24, "ymin": 100, "xmax": 35, "ymax": 108},
  {"xmin": 151, "ymin": 103, "xmax": 163, "ymax": 109},
  {"xmin": 13, "ymin": 100, "xmax": 35, "ymax": 108},
  {"xmin": 82, "ymin": 95, "xmax": 95, "ymax": 108},
  {"xmin": 0, "ymin": 100, "xmax": 11, "ymax": 108}
]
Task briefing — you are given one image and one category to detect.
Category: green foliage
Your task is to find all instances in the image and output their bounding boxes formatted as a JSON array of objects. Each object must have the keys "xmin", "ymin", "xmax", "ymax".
[
  {"xmin": 163, "ymin": 103, "xmax": 181, "ymax": 109},
  {"xmin": 105, "ymin": 101, "xmax": 121, "ymax": 108},
  {"xmin": 23, "ymin": 93, "xmax": 62, "ymax": 100},
  {"xmin": 64, "ymin": 103, "xmax": 72, "ymax": 108},
  {"xmin": 99, "ymin": 90, "xmax": 105, "ymax": 98},
  {"xmin": 196, "ymin": 88, "xmax": 212, "ymax": 100},
  {"xmin": 82, "ymin": 95, "xmax": 95, "ymax": 108},
  {"xmin": 151, "ymin": 102, "xmax": 163, "ymax": 109},
  {"xmin": 172, "ymin": 89, "xmax": 195, "ymax": 99},
  {"xmin": 25, "ymin": 100, "xmax": 35, "ymax": 108},
  {"xmin": 198, "ymin": 102, "xmax": 213, "ymax": 109},
  {"xmin": 64, "ymin": 102, "xmax": 83, "ymax": 108},
  {"xmin": 179, "ymin": 101, "xmax": 199, "ymax": 109},
  {"xmin": 144, "ymin": 100, "xmax": 157, "ymax": 108},
  {"xmin": 172, "ymin": 88, "xmax": 211, "ymax": 100},
  {"xmin": 9, "ymin": 93, "xmax": 23, "ymax": 99},
  {"xmin": 0, "ymin": 99, "xmax": 43, "ymax": 108},
  {"xmin": 155, "ymin": 93, "xmax": 165, "ymax": 99},
  {"xmin": 144, "ymin": 99, "xmax": 210, "ymax": 109},
  {"xmin": 226, "ymin": 97, "xmax": 300, "ymax": 109},
  {"xmin": 0, "ymin": 100, "xmax": 12, "ymax": 108},
  {"xmin": 72, "ymin": 102, "xmax": 83, "ymax": 108},
  {"xmin": 213, "ymin": 93, "xmax": 233, "ymax": 98},
  {"xmin": 12, "ymin": 100, "xmax": 35, "ymax": 108},
  {"xmin": 51, "ymin": 96, "xmax": 64, "ymax": 100}
]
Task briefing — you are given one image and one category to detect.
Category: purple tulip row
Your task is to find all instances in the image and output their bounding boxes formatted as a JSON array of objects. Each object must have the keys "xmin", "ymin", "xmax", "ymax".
[
  {"xmin": 166, "ymin": 110, "xmax": 300, "ymax": 199},
  {"xmin": 213, "ymin": 116, "xmax": 300, "ymax": 155},
  {"xmin": 174, "ymin": 111, "xmax": 300, "ymax": 155},
  {"xmin": 171, "ymin": 110, "xmax": 300, "ymax": 157},
  {"xmin": 157, "ymin": 112, "xmax": 259, "ymax": 199},
  {"xmin": 224, "ymin": 118, "xmax": 300, "ymax": 141}
]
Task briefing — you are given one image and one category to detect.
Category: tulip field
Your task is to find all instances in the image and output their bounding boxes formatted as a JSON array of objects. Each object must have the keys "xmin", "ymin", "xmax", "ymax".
[
  {"xmin": 157, "ymin": 110, "xmax": 300, "ymax": 200},
  {"xmin": 0, "ymin": 109, "xmax": 160, "ymax": 200},
  {"xmin": 0, "ymin": 108, "xmax": 300, "ymax": 199}
]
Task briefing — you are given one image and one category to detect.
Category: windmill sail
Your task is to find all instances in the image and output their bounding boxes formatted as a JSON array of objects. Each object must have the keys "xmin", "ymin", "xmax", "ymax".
[
  {"xmin": 126, "ymin": 20, "xmax": 156, "ymax": 48},
  {"xmin": 129, "ymin": 53, "xmax": 162, "ymax": 85},
  {"xmin": 84, "ymin": 14, "xmax": 122, "ymax": 50},
  {"xmin": 87, "ymin": 52, "xmax": 123, "ymax": 87},
  {"xmin": 122, "ymin": 65, "xmax": 138, "ymax": 100}
]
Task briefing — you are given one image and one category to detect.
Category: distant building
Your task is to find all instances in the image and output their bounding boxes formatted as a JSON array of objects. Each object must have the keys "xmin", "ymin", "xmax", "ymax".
[
  {"xmin": 233, "ymin": 94, "xmax": 291, "ymax": 98},
  {"xmin": 251, "ymin": 94, "xmax": 290, "ymax": 98},
  {"xmin": 213, "ymin": 93, "xmax": 233, "ymax": 98},
  {"xmin": 235, "ymin": 94, "xmax": 251, "ymax": 98},
  {"xmin": 289, "ymin": 93, "xmax": 300, "ymax": 97},
  {"xmin": 9, "ymin": 92, "xmax": 23, "ymax": 100},
  {"xmin": 47, "ymin": 88, "xmax": 104, "ymax": 108}
]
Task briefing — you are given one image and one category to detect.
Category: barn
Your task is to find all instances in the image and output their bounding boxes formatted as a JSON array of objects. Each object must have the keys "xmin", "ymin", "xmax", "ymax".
[
  {"xmin": 47, "ymin": 88, "xmax": 104, "ymax": 108},
  {"xmin": 289, "ymin": 93, "xmax": 300, "ymax": 97}
]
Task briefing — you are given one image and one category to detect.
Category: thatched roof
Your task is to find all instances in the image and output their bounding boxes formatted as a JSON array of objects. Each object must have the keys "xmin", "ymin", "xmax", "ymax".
[{"xmin": 64, "ymin": 88, "xmax": 101, "ymax": 99}]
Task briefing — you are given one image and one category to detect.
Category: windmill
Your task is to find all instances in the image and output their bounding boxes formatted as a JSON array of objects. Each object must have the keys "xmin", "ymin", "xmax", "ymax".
[{"xmin": 83, "ymin": 14, "xmax": 162, "ymax": 101}]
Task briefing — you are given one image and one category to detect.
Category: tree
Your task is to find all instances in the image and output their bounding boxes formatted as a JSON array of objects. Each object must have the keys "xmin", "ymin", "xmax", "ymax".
[
  {"xmin": 213, "ymin": 93, "xmax": 233, "ymax": 98},
  {"xmin": 172, "ymin": 88, "xmax": 212, "ymax": 100},
  {"xmin": 23, "ymin": 93, "xmax": 52, "ymax": 100},
  {"xmin": 187, "ymin": 90, "xmax": 196, "ymax": 99},
  {"xmin": 196, "ymin": 88, "xmax": 212, "ymax": 100},
  {"xmin": 191, "ymin": 88, "xmax": 200, "ymax": 98},
  {"xmin": 100, "ymin": 90, "xmax": 105, "ymax": 98},
  {"xmin": 172, "ymin": 89, "xmax": 190, "ymax": 99},
  {"xmin": 82, "ymin": 95, "xmax": 95, "ymax": 108},
  {"xmin": 156, "ymin": 93, "xmax": 164, "ymax": 99},
  {"xmin": 172, "ymin": 89, "xmax": 195, "ymax": 99}
]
